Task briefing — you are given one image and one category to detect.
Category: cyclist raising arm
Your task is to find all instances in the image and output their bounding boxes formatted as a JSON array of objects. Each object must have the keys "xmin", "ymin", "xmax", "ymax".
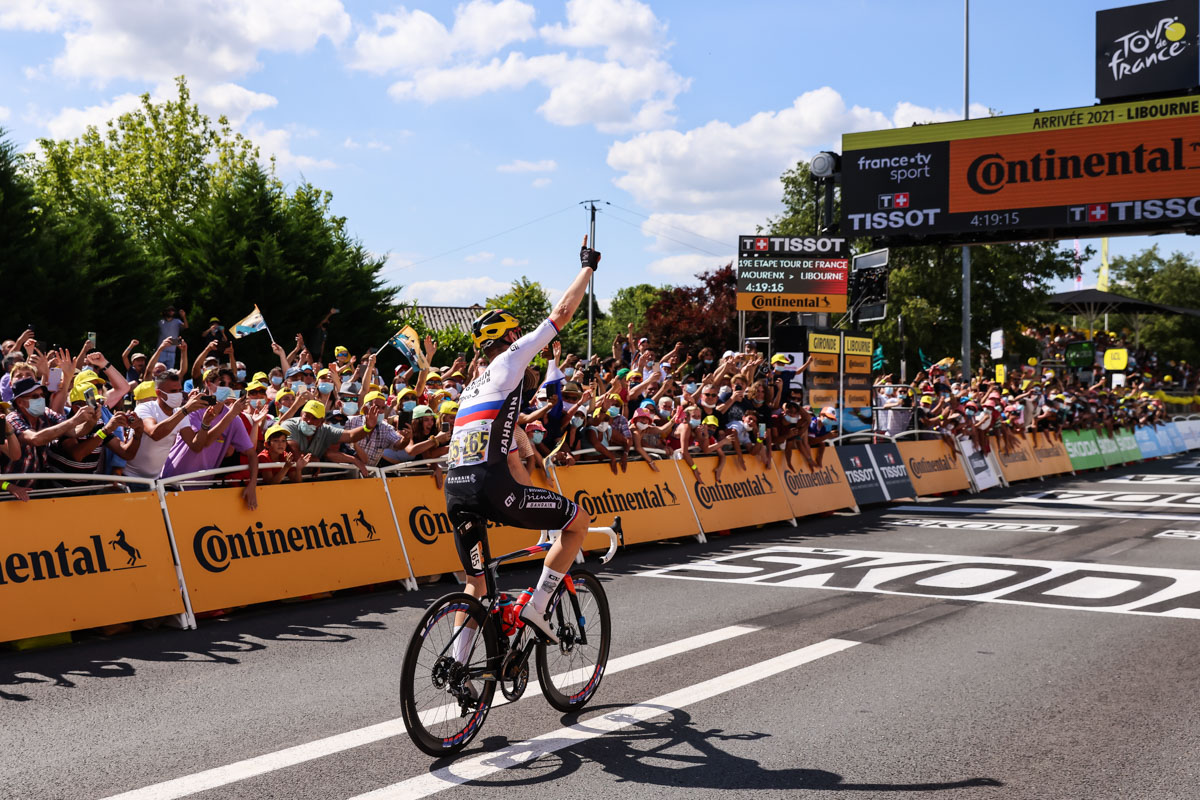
[{"xmin": 445, "ymin": 238, "xmax": 601, "ymax": 643}]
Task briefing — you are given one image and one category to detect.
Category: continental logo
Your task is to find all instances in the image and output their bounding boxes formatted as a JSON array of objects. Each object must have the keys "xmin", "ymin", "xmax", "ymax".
[
  {"xmin": 1033, "ymin": 442, "xmax": 1067, "ymax": 461},
  {"xmin": 908, "ymin": 455, "xmax": 955, "ymax": 478},
  {"xmin": 573, "ymin": 482, "xmax": 679, "ymax": 518},
  {"xmin": 965, "ymin": 137, "xmax": 1187, "ymax": 196},
  {"xmin": 997, "ymin": 446, "xmax": 1029, "ymax": 464},
  {"xmin": 193, "ymin": 512, "xmax": 379, "ymax": 573},
  {"xmin": 0, "ymin": 532, "xmax": 137, "ymax": 585},
  {"xmin": 693, "ymin": 472, "xmax": 776, "ymax": 510},
  {"xmin": 781, "ymin": 464, "xmax": 842, "ymax": 494},
  {"xmin": 408, "ymin": 505, "xmax": 500, "ymax": 546}
]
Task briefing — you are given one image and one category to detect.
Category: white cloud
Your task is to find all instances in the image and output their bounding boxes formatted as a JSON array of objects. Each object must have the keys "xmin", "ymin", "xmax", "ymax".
[
  {"xmin": 349, "ymin": 0, "xmax": 536, "ymax": 74},
  {"xmin": 246, "ymin": 123, "xmax": 335, "ymax": 171},
  {"xmin": 892, "ymin": 100, "xmax": 992, "ymax": 128},
  {"xmin": 540, "ymin": 0, "xmax": 666, "ymax": 66},
  {"xmin": 44, "ymin": 91, "xmax": 145, "ymax": 138},
  {"xmin": 400, "ymin": 276, "xmax": 511, "ymax": 305},
  {"xmin": 197, "ymin": 82, "xmax": 277, "ymax": 127},
  {"xmin": 5, "ymin": 0, "xmax": 351, "ymax": 86},
  {"xmin": 465, "ymin": 251, "xmax": 495, "ymax": 263},
  {"xmin": 366, "ymin": 139, "xmax": 391, "ymax": 151},
  {"xmin": 497, "ymin": 158, "xmax": 556, "ymax": 173},
  {"xmin": 646, "ymin": 253, "xmax": 729, "ymax": 278},
  {"xmin": 638, "ymin": 210, "xmax": 759, "ymax": 254},
  {"xmin": 500, "ymin": 257, "xmax": 529, "ymax": 266},
  {"xmin": 531, "ymin": 177, "xmax": 551, "ymax": 188},
  {"xmin": 343, "ymin": 137, "xmax": 361, "ymax": 149},
  {"xmin": 0, "ymin": 106, "xmax": 10, "ymax": 122}
]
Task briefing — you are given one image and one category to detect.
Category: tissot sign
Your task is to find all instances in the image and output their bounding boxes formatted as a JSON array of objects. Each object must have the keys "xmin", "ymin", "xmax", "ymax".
[
  {"xmin": 840, "ymin": 93, "xmax": 1200, "ymax": 244},
  {"xmin": 735, "ymin": 236, "xmax": 849, "ymax": 312},
  {"xmin": 1097, "ymin": 0, "xmax": 1199, "ymax": 101}
]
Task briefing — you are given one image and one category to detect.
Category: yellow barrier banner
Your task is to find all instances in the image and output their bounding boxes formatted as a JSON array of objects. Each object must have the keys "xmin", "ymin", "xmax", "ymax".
[
  {"xmin": 684, "ymin": 454, "xmax": 794, "ymax": 532},
  {"xmin": 553, "ymin": 459, "xmax": 698, "ymax": 544},
  {"xmin": 0, "ymin": 493, "xmax": 183, "ymax": 641},
  {"xmin": 896, "ymin": 439, "xmax": 972, "ymax": 495},
  {"xmin": 771, "ymin": 450, "xmax": 857, "ymax": 517},
  {"xmin": 1028, "ymin": 435, "xmax": 1074, "ymax": 476},
  {"xmin": 167, "ymin": 480, "xmax": 410, "ymax": 613},
  {"xmin": 388, "ymin": 470, "xmax": 611, "ymax": 579},
  {"xmin": 994, "ymin": 433, "xmax": 1043, "ymax": 484}
]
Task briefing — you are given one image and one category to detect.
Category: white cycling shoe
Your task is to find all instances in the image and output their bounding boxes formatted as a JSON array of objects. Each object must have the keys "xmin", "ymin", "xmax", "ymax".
[{"xmin": 519, "ymin": 604, "xmax": 560, "ymax": 644}]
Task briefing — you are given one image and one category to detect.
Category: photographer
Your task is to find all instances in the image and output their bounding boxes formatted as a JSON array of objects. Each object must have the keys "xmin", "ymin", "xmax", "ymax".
[{"xmin": 156, "ymin": 306, "xmax": 188, "ymax": 369}]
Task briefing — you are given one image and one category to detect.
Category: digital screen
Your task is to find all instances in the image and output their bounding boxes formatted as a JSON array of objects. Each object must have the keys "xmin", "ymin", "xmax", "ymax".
[{"xmin": 840, "ymin": 93, "xmax": 1200, "ymax": 244}]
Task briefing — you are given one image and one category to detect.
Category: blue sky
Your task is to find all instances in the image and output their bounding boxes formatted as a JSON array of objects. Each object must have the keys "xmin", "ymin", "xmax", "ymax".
[{"xmin": 1, "ymin": 0, "xmax": 1195, "ymax": 309}]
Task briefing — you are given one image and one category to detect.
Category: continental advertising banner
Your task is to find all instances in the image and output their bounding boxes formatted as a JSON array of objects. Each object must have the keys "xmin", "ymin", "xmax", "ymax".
[
  {"xmin": 0, "ymin": 493, "xmax": 184, "ymax": 641},
  {"xmin": 553, "ymin": 460, "xmax": 698, "ymax": 545},
  {"xmin": 1063, "ymin": 430, "xmax": 1107, "ymax": 471},
  {"xmin": 771, "ymin": 450, "xmax": 858, "ymax": 517},
  {"xmin": 897, "ymin": 439, "xmax": 971, "ymax": 495},
  {"xmin": 1028, "ymin": 436, "xmax": 1075, "ymax": 475},
  {"xmin": 167, "ymin": 480, "xmax": 410, "ymax": 612},
  {"xmin": 684, "ymin": 454, "xmax": 794, "ymax": 532},
  {"xmin": 994, "ymin": 434, "xmax": 1044, "ymax": 484},
  {"xmin": 841, "ymin": 93, "xmax": 1200, "ymax": 244}
]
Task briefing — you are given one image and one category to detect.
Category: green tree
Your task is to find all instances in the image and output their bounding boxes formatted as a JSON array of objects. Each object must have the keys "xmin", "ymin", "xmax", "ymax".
[
  {"xmin": 485, "ymin": 276, "xmax": 552, "ymax": 333},
  {"xmin": 557, "ymin": 289, "xmax": 608, "ymax": 357},
  {"xmin": 766, "ymin": 160, "xmax": 838, "ymax": 237},
  {"xmin": 31, "ymin": 75, "xmax": 262, "ymax": 250},
  {"xmin": 1110, "ymin": 245, "xmax": 1200, "ymax": 361}
]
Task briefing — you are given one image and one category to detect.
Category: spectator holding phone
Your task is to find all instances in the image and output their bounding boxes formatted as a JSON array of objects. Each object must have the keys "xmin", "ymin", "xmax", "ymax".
[
  {"xmin": 4, "ymin": 378, "xmax": 96, "ymax": 488},
  {"xmin": 125, "ymin": 370, "xmax": 206, "ymax": 479},
  {"xmin": 159, "ymin": 395, "xmax": 259, "ymax": 509},
  {"xmin": 156, "ymin": 306, "xmax": 187, "ymax": 369}
]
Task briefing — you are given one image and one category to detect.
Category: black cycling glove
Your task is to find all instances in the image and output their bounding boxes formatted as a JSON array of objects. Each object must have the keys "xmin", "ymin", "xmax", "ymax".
[{"xmin": 580, "ymin": 245, "xmax": 601, "ymax": 271}]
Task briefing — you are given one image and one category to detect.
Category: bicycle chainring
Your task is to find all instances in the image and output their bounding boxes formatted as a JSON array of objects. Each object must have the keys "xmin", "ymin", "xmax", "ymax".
[{"xmin": 499, "ymin": 648, "xmax": 529, "ymax": 701}]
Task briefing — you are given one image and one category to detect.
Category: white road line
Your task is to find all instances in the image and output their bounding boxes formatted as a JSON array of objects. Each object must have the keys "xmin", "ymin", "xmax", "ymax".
[
  {"xmin": 889, "ymin": 504, "xmax": 1200, "ymax": 522},
  {"xmin": 349, "ymin": 638, "xmax": 860, "ymax": 800},
  {"xmin": 100, "ymin": 624, "xmax": 760, "ymax": 800}
]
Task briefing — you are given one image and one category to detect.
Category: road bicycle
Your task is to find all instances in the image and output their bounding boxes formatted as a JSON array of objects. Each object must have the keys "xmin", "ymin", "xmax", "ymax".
[{"xmin": 400, "ymin": 514, "xmax": 622, "ymax": 756}]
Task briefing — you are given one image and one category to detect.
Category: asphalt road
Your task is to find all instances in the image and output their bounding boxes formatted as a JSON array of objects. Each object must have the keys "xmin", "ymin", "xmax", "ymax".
[{"xmin": 7, "ymin": 456, "xmax": 1200, "ymax": 800}]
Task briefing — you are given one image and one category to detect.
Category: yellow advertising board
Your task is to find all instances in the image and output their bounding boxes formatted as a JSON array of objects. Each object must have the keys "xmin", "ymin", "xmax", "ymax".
[
  {"xmin": 0, "ymin": 493, "xmax": 183, "ymax": 641},
  {"xmin": 1028, "ymin": 435, "xmax": 1075, "ymax": 476},
  {"xmin": 994, "ymin": 433, "xmax": 1044, "ymax": 484},
  {"xmin": 167, "ymin": 480, "xmax": 410, "ymax": 612},
  {"xmin": 807, "ymin": 332, "xmax": 842, "ymax": 353},
  {"xmin": 552, "ymin": 459, "xmax": 698, "ymax": 545},
  {"xmin": 1104, "ymin": 348, "xmax": 1129, "ymax": 371},
  {"xmin": 683, "ymin": 454, "xmax": 794, "ymax": 532},
  {"xmin": 896, "ymin": 439, "xmax": 971, "ymax": 495},
  {"xmin": 771, "ymin": 450, "xmax": 857, "ymax": 517}
]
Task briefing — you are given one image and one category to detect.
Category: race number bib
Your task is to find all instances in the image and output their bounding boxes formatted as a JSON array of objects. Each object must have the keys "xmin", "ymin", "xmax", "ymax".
[{"xmin": 448, "ymin": 428, "xmax": 489, "ymax": 468}]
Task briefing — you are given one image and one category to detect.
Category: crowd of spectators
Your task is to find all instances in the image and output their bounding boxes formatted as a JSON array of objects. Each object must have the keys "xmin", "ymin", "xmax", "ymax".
[
  {"xmin": 5, "ymin": 312, "xmax": 1193, "ymax": 503},
  {"xmin": 0, "ymin": 311, "xmax": 864, "ymax": 502}
]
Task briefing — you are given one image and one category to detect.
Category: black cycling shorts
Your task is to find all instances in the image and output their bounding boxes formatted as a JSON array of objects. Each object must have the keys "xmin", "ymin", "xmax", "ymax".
[{"xmin": 444, "ymin": 466, "xmax": 582, "ymax": 577}]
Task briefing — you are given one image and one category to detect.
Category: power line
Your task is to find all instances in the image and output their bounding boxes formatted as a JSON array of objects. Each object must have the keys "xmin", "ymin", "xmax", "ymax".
[
  {"xmin": 598, "ymin": 207, "xmax": 725, "ymax": 257},
  {"xmin": 389, "ymin": 204, "xmax": 578, "ymax": 270},
  {"xmin": 604, "ymin": 201, "xmax": 733, "ymax": 249}
]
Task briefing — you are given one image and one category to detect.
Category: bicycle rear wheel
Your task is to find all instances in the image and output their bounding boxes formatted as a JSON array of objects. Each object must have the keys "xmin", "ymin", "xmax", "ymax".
[
  {"xmin": 400, "ymin": 592, "xmax": 498, "ymax": 756},
  {"xmin": 535, "ymin": 568, "xmax": 611, "ymax": 712}
]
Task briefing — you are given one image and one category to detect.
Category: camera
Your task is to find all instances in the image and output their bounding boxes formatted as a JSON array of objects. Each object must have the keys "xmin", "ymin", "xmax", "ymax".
[{"xmin": 200, "ymin": 395, "xmax": 217, "ymax": 406}]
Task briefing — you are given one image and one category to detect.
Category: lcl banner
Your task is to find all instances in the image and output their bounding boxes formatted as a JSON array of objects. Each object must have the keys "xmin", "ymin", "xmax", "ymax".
[
  {"xmin": 553, "ymin": 459, "xmax": 698, "ymax": 545},
  {"xmin": 771, "ymin": 450, "xmax": 858, "ymax": 517},
  {"xmin": 684, "ymin": 455, "xmax": 794, "ymax": 532},
  {"xmin": 0, "ymin": 493, "xmax": 184, "ymax": 641},
  {"xmin": 167, "ymin": 480, "xmax": 410, "ymax": 613}
]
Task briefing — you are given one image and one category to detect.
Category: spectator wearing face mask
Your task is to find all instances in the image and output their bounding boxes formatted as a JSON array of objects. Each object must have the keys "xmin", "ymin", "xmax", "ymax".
[
  {"xmin": 4, "ymin": 378, "xmax": 97, "ymax": 489},
  {"xmin": 348, "ymin": 391, "xmax": 405, "ymax": 468},
  {"xmin": 807, "ymin": 407, "xmax": 838, "ymax": 467},
  {"xmin": 283, "ymin": 400, "xmax": 381, "ymax": 474},
  {"xmin": 158, "ymin": 395, "xmax": 257, "ymax": 506},
  {"xmin": 629, "ymin": 408, "xmax": 667, "ymax": 471},
  {"xmin": 769, "ymin": 401, "xmax": 812, "ymax": 470},
  {"xmin": 156, "ymin": 306, "xmax": 188, "ymax": 370},
  {"xmin": 45, "ymin": 373, "xmax": 144, "ymax": 484},
  {"xmin": 125, "ymin": 370, "xmax": 207, "ymax": 479},
  {"xmin": 259, "ymin": 424, "xmax": 310, "ymax": 484}
]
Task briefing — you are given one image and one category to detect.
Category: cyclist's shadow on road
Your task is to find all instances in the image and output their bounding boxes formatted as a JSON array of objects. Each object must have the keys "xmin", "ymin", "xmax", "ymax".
[{"xmin": 436, "ymin": 704, "xmax": 1002, "ymax": 793}]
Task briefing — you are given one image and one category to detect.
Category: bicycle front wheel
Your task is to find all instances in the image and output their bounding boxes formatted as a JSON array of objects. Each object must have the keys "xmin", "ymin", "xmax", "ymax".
[
  {"xmin": 536, "ymin": 568, "xmax": 611, "ymax": 712},
  {"xmin": 400, "ymin": 592, "xmax": 498, "ymax": 756}
]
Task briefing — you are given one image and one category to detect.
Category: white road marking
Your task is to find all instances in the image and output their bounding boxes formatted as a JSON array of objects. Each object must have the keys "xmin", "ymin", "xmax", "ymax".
[
  {"xmin": 99, "ymin": 624, "xmax": 760, "ymax": 800},
  {"xmin": 1156, "ymin": 530, "xmax": 1200, "ymax": 540},
  {"xmin": 890, "ymin": 504, "xmax": 1200, "ymax": 523},
  {"xmin": 348, "ymin": 638, "xmax": 861, "ymax": 800}
]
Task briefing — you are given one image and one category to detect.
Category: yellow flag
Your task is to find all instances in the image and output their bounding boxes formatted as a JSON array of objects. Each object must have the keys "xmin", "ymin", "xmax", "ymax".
[{"xmin": 1097, "ymin": 238, "xmax": 1110, "ymax": 292}]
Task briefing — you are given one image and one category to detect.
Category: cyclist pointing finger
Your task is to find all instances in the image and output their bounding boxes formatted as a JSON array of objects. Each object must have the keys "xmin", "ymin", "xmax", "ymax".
[{"xmin": 445, "ymin": 238, "xmax": 601, "ymax": 643}]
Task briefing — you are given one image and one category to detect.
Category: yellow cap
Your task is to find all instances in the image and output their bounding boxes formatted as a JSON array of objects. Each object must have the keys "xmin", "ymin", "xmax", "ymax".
[
  {"xmin": 1026, "ymin": 357, "xmax": 1038, "ymax": 367},
  {"xmin": 364, "ymin": 390, "xmax": 387, "ymax": 404},
  {"xmin": 702, "ymin": 415, "xmax": 719, "ymax": 427},
  {"xmin": 252, "ymin": 371, "xmax": 268, "ymax": 382},
  {"xmin": 133, "ymin": 380, "xmax": 157, "ymax": 402},
  {"xmin": 302, "ymin": 400, "xmax": 326, "ymax": 419},
  {"xmin": 264, "ymin": 424, "xmax": 289, "ymax": 441},
  {"xmin": 245, "ymin": 380, "xmax": 268, "ymax": 392},
  {"xmin": 317, "ymin": 368, "xmax": 331, "ymax": 379},
  {"xmin": 75, "ymin": 370, "xmax": 105, "ymax": 387},
  {"xmin": 274, "ymin": 389, "xmax": 295, "ymax": 402},
  {"xmin": 438, "ymin": 401, "xmax": 459, "ymax": 414},
  {"xmin": 426, "ymin": 372, "xmax": 442, "ymax": 382}
]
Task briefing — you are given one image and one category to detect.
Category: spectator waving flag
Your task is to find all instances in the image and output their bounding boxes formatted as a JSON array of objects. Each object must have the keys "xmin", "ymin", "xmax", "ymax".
[{"xmin": 232, "ymin": 305, "xmax": 269, "ymax": 339}]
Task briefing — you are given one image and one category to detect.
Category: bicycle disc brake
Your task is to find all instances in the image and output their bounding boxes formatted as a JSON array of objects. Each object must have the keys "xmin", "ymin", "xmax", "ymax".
[{"xmin": 499, "ymin": 647, "xmax": 529, "ymax": 701}]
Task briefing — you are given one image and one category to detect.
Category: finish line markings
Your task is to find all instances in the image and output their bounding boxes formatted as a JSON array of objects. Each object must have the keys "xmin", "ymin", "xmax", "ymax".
[
  {"xmin": 100, "ymin": 624, "xmax": 760, "ymax": 800},
  {"xmin": 348, "ymin": 638, "xmax": 860, "ymax": 800}
]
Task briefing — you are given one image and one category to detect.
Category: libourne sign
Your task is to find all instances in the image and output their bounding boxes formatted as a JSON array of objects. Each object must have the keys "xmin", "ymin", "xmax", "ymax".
[
  {"xmin": 840, "ymin": 93, "xmax": 1200, "ymax": 245},
  {"xmin": 735, "ymin": 235, "xmax": 849, "ymax": 312}
]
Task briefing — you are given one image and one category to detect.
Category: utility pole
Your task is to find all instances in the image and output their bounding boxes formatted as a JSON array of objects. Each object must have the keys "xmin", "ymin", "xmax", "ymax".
[
  {"xmin": 961, "ymin": 0, "xmax": 971, "ymax": 376},
  {"xmin": 581, "ymin": 200, "xmax": 599, "ymax": 359}
]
